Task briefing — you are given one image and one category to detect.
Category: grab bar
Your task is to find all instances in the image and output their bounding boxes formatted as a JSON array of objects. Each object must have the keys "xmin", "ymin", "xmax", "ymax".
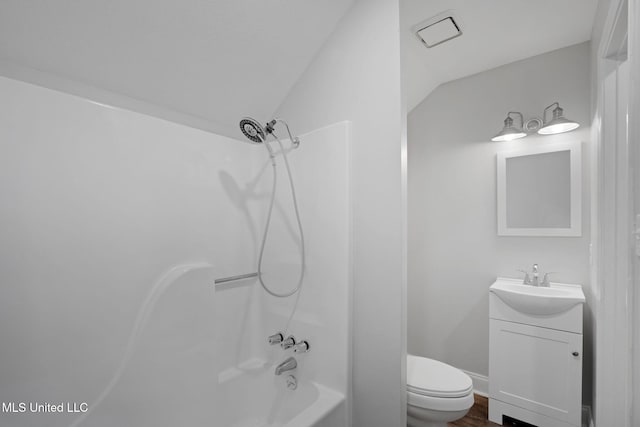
[{"xmin": 214, "ymin": 272, "xmax": 258, "ymax": 285}]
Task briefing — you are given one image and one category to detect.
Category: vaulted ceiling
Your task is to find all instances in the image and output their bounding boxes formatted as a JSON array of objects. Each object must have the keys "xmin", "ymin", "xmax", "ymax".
[
  {"xmin": 0, "ymin": 0, "xmax": 599, "ymax": 137},
  {"xmin": 402, "ymin": 0, "xmax": 598, "ymax": 111},
  {"xmin": 0, "ymin": 0, "xmax": 355, "ymax": 138}
]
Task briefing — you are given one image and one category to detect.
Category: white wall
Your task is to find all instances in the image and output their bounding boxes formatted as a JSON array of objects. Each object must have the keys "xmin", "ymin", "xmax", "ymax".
[
  {"xmin": 407, "ymin": 43, "xmax": 592, "ymax": 401},
  {"xmin": 0, "ymin": 75, "xmax": 261, "ymax": 426},
  {"xmin": 275, "ymin": 1, "xmax": 406, "ymax": 426}
]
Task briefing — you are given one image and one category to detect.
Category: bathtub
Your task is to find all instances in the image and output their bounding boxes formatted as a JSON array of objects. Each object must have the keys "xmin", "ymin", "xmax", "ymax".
[{"xmin": 218, "ymin": 359, "xmax": 345, "ymax": 427}]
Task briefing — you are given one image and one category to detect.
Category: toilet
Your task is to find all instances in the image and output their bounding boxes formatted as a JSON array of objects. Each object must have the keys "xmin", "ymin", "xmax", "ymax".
[{"xmin": 406, "ymin": 354, "xmax": 474, "ymax": 427}]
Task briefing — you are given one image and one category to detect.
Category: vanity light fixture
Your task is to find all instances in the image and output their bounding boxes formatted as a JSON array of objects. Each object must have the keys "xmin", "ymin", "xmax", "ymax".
[
  {"xmin": 538, "ymin": 102, "xmax": 580, "ymax": 135},
  {"xmin": 491, "ymin": 111, "xmax": 527, "ymax": 142}
]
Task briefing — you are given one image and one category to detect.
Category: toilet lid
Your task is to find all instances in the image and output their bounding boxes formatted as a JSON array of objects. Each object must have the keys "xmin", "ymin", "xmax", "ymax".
[{"xmin": 407, "ymin": 355, "xmax": 473, "ymax": 398}]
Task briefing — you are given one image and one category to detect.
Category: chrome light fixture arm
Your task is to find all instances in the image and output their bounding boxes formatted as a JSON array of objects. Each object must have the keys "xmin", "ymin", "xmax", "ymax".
[
  {"xmin": 542, "ymin": 102, "xmax": 561, "ymax": 124},
  {"xmin": 506, "ymin": 111, "xmax": 524, "ymax": 129}
]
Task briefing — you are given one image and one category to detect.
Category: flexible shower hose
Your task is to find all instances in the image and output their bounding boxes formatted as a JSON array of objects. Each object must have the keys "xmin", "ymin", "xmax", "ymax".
[{"xmin": 257, "ymin": 135, "xmax": 306, "ymax": 302}]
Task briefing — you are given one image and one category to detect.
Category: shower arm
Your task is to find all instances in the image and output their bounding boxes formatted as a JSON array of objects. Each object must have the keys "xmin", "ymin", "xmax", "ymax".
[{"xmin": 272, "ymin": 118, "xmax": 300, "ymax": 148}]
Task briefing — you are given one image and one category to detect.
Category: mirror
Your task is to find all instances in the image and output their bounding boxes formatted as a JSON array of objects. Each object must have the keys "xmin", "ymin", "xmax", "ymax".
[{"xmin": 497, "ymin": 141, "xmax": 582, "ymax": 236}]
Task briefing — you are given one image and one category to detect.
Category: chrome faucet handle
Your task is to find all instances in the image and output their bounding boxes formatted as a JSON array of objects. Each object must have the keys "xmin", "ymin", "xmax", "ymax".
[
  {"xmin": 541, "ymin": 272, "xmax": 556, "ymax": 287},
  {"xmin": 281, "ymin": 335, "xmax": 296, "ymax": 350},
  {"xmin": 293, "ymin": 340, "xmax": 310, "ymax": 353},
  {"xmin": 268, "ymin": 332, "xmax": 284, "ymax": 345},
  {"xmin": 517, "ymin": 269, "xmax": 532, "ymax": 285}
]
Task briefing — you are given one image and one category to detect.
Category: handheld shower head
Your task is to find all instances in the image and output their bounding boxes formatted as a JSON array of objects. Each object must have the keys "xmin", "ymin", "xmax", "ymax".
[
  {"xmin": 239, "ymin": 117, "xmax": 266, "ymax": 144},
  {"xmin": 239, "ymin": 117, "xmax": 300, "ymax": 151}
]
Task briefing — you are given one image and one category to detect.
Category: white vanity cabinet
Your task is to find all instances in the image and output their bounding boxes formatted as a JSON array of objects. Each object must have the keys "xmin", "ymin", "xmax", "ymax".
[{"xmin": 488, "ymin": 278, "xmax": 584, "ymax": 427}]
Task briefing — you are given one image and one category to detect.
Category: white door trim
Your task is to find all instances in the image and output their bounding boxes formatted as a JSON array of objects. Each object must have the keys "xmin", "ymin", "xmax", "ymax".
[
  {"xmin": 629, "ymin": 0, "xmax": 640, "ymax": 425},
  {"xmin": 592, "ymin": 0, "xmax": 633, "ymax": 426}
]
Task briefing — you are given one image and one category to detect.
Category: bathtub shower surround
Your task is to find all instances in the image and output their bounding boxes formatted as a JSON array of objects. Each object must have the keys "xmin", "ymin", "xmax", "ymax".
[
  {"xmin": 218, "ymin": 364, "xmax": 345, "ymax": 427},
  {"xmin": 216, "ymin": 122, "xmax": 352, "ymax": 426},
  {"xmin": 0, "ymin": 75, "xmax": 351, "ymax": 427},
  {"xmin": 69, "ymin": 262, "xmax": 215, "ymax": 427},
  {"xmin": 0, "ymin": 75, "xmax": 247, "ymax": 426}
]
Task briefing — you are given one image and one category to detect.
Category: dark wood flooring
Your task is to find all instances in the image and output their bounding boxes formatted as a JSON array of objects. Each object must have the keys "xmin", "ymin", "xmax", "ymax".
[{"xmin": 448, "ymin": 395, "xmax": 518, "ymax": 427}]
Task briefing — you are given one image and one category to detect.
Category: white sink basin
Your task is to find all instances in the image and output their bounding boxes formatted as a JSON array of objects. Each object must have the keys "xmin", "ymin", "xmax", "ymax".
[{"xmin": 490, "ymin": 278, "xmax": 585, "ymax": 316}]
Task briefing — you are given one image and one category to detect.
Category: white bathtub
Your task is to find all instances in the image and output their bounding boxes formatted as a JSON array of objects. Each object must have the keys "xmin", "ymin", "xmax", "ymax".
[{"xmin": 218, "ymin": 359, "xmax": 345, "ymax": 427}]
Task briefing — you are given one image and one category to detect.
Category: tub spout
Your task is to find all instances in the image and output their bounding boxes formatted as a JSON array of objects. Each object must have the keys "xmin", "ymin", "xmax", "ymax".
[{"xmin": 275, "ymin": 357, "xmax": 297, "ymax": 375}]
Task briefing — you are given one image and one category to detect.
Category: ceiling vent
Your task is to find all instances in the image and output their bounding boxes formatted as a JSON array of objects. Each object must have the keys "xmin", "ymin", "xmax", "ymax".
[{"xmin": 413, "ymin": 11, "xmax": 462, "ymax": 48}]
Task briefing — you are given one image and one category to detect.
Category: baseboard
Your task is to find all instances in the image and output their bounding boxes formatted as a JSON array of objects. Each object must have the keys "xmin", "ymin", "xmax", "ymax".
[
  {"xmin": 462, "ymin": 370, "xmax": 488, "ymax": 397},
  {"xmin": 582, "ymin": 405, "xmax": 594, "ymax": 427}
]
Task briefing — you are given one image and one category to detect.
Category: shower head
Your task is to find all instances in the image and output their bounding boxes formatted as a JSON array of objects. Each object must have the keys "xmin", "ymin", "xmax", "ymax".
[
  {"xmin": 239, "ymin": 117, "xmax": 299, "ymax": 151},
  {"xmin": 239, "ymin": 117, "xmax": 266, "ymax": 144}
]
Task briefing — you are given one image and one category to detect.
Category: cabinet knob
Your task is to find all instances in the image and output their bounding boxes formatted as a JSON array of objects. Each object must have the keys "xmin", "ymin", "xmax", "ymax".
[{"xmin": 572, "ymin": 351, "xmax": 579, "ymax": 357}]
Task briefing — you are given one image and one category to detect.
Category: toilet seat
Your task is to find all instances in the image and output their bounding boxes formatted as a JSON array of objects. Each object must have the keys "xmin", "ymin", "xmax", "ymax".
[
  {"xmin": 407, "ymin": 390, "xmax": 474, "ymax": 412},
  {"xmin": 406, "ymin": 355, "xmax": 474, "ymax": 412},
  {"xmin": 407, "ymin": 355, "xmax": 473, "ymax": 398}
]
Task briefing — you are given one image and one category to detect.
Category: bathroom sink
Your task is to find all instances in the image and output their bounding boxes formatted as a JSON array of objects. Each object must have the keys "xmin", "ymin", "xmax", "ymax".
[{"xmin": 490, "ymin": 278, "xmax": 585, "ymax": 316}]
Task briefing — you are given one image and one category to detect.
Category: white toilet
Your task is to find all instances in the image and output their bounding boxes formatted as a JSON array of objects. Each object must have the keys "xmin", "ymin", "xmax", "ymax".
[{"xmin": 406, "ymin": 354, "xmax": 474, "ymax": 427}]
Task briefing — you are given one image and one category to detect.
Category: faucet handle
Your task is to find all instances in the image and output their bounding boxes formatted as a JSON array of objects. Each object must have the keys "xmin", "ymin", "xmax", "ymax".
[
  {"xmin": 541, "ymin": 272, "xmax": 556, "ymax": 287},
  {"xmin": 268, "ymin": 332, "xmax": 284, "ymax": 345},
  {"xmin": 293, "ymin": 340, "xmax": 310, "ymax": 353},
  {"xmin": 517, "ymin": 269, "xmax": 532, "ymax": 285},
  {"xmin": 281, "ymin": 335, "xmax": 296, "ymax": 350}
]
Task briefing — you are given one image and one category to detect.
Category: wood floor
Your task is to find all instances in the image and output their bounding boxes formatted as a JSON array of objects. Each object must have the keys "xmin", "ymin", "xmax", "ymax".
[{"xmin": 448, "ymin": 395, "xmax": 516, "ymax": 427}]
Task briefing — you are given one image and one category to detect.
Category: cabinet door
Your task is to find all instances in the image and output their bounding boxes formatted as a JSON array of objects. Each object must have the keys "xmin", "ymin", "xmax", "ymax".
[{"xmin": 489, "ymin": 320, "xmax": 582, "ymax": 426}]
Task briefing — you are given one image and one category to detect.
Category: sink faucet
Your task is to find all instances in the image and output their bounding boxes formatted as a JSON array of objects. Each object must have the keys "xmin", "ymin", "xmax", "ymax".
[
  {"xmin": 520, "ymin": 264, "xmax": 550, "ymax": 286},
  {"xmin": 519, "ymin": 264, "xmax": 554, "ymax": 287},
  {"xmin": 531, "ymin": 264, "xmax": 539, "ymax": 286},
  {"xmin": 275, "ymin": 357, "xmax": 297, "ymax": 375}
]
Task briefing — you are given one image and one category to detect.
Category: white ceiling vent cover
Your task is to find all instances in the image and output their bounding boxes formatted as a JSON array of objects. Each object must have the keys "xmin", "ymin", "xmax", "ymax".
[{"xmin": 414, "ymin": 11, "xmax": 462, "ymax": 48}]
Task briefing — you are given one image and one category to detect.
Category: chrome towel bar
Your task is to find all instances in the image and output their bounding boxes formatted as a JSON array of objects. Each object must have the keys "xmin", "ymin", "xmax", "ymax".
[{"xmin": 214, "ymin": 272, "xmax": 258, "ymax": 285}]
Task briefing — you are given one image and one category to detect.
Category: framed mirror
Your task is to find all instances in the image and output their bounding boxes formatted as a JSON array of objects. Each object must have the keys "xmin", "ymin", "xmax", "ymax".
[{"xmin": 497, "ymin": 141, "xmax": 582, "ymax": 236}]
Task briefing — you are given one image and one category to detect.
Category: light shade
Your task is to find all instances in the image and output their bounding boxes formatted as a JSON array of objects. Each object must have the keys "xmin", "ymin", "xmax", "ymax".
[
  {"xmin": 538, "ymin": 102, "xmax": 579, "ymax": 135},
  {"xmin": 492, "ymin": 112, "xmax": 527, "ymax": 142}
]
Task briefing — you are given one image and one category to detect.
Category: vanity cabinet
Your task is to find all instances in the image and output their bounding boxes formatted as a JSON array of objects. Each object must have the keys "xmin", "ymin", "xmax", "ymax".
[{"xmin": 489, "ymin": 280, "xmax": 584, "ymax": 427}]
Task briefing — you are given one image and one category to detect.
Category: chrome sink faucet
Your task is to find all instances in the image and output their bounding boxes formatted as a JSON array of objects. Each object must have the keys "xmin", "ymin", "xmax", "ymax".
[
  {"xmin": 519, "ymin": 264, "xmax": 553, "ymax": 287},
  {"xmin": 531, "ymin": 264, "xmax": 539, "ymax": 286}
]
